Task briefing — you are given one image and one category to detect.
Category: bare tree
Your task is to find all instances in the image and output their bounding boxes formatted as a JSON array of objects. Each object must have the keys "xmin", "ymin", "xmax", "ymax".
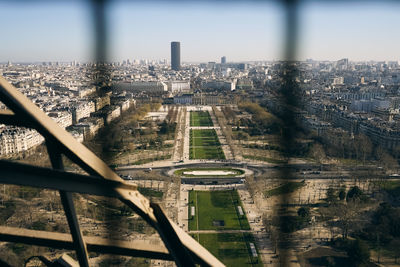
[
  {"xmin": 380, "ymin": 152, "xmax": 398, "ymax": 172},
  {"xmin": 309, "ymin": 143, "xmax": 326, "ymax": 164},
  {"xmin": 319, "ymin": 201, "xmax": 363, "ymax": 239},
  {"xmin": 357, "ymin": 134, "xmax": 373, "ymax": 164}
]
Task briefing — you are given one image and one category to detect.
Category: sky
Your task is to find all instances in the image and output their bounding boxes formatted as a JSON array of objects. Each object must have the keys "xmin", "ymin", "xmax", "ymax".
[{"xmin": 0, "ymin": 1, "xmax": 400, "ymax": 63}]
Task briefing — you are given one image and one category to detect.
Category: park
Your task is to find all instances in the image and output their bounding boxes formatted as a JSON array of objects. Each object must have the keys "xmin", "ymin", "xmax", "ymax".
[
  {"xmin": 189, "ymin": 129, "xmax": 225, "ymax": 159},
  {"xmin": 188, "ymin": 190, "xmax": 262, "ymax": 266}
]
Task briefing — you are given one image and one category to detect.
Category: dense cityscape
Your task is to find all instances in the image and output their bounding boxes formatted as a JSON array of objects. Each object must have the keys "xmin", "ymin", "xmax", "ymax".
[
  {"xmin": 3, "ymin": 54, "xmax": 400, "ymax": 155},
  {"xmin": 1, "ymin": 40, "xmax": 400, "ymax": 267}
]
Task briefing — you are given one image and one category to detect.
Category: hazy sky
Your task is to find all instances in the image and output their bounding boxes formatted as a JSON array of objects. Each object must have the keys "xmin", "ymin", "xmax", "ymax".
[{"xmin": 1, "ymin": 1, "xmax": 400, "ymax": 63}]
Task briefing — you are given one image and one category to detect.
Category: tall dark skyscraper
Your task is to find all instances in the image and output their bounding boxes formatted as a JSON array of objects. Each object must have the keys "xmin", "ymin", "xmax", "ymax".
[
  {"xmin": 171, "ymin": 41, "xmax": 180, "ymax": 71},
  {"xmin": 221, "ymin": 56, "xmax": 226, "ymax": 64}
]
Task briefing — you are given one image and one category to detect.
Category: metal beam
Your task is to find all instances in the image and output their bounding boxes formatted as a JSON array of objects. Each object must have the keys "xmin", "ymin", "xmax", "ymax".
[
  {"xmin": 0, "ymin": 226, "xmax": 171, "ymax": 260},
  {"xmin": 0, "ymin": 74, "xmax": 155, "ymax": 220},
  {"xmin": 0, "ymin": 162, "xmax": 224, "ymax": 266},
  {"xmin": 0, "ymin": 76, "xmax": 128, "ymax": 183},
  {"xmin": 0, "ymin": 76, "xmax": 225, "ymax": 267},
  {"xmin": 46, "ymin": 140, "xmax": 90, "ymax": 267},
  {"xmin": 151, "ymin": 203, "xmax": 196, "ymax": 267},
  {"xmin": 0, "ymin": 160, "xmax": 137, "ymax": 198},
  {"xmin": 59, "ymin": 191, "xmax": 90, "ymax": 267},
  {"xmin": 0, "ymin": 109, "xmax": 35, "ymax": 128}
]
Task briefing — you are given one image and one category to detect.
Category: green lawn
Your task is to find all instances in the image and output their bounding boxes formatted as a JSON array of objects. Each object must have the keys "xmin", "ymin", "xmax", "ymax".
[
  {"xmin": 264, "ymin": 181, "xmax": 305, "ymax": 197},
  {"xmin": 188, "ymin": 190, "xmax": 250, "ymax": 231},
  {"xmin": 192, "ymin": 137, "xmax": 221, "ymax": 147},
  {"xmin": 193, "ymin": 233, "xmax": 263, "ymax": 267},
  {"xmin": 190, "ymin": 129, "xmax": 225, "ymax": 159},
  {"xmin": 190, "ymin": 146, "xmax": 225, "ymax": 160},
  {"xmin": 190, "ymin": 111, "xmax": 213, "ymax": 127},
  {"xmin": 191, "ymin": 129, "xmax": 217, "ymax": 138}
]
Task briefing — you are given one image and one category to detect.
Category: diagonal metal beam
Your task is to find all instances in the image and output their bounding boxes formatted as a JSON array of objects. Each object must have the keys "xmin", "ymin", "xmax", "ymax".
[
  {"xmin": 151, "ymin": 203, "xmax": 196, "ymax": 267},
  {"xmin": 59, "ymin": 191, "xmax": 90, "ymax": 267}
]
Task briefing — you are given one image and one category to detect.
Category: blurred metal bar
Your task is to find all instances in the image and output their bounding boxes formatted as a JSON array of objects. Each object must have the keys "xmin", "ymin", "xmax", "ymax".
[
  {"xmin": 0, "ymin": 226, "xmax": 171, "ymax": 260},
  {"xmin": 92, "ymin": 0, "xmax": 108, "ymax": 64},
  {"xmin": 283, "ymin": 0, "xmax": 299, "ymax": 62},
  {"xmin": 278, "ymin": 0, "xmax": 300, "ymax": 265}
]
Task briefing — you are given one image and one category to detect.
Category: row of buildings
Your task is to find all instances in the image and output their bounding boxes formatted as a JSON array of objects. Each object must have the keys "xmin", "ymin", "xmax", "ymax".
[{"xmin": 0, "ymin": 64, "xmax": 136, "ymax": 156}]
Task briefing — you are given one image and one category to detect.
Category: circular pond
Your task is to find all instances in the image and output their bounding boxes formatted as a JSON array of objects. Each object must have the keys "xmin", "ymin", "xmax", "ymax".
[{"xmin": 174, "ymin": 168, "xmax": 245, "ymax": 177}]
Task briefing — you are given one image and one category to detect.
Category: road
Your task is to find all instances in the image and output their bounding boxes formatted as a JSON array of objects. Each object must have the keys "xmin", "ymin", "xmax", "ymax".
[{"xmin": 172, "ymin": 106, "xmax": 184, "ymax": 162}]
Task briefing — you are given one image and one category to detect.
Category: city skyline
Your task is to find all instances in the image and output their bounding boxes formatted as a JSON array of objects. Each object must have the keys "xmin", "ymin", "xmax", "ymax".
[{"xmin": 1, "ymin": 1, "xmax": 400, "ymax": 62}]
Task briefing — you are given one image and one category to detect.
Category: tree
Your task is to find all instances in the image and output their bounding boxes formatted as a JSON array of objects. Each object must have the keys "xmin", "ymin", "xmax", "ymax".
[
  {"xmin": 326, "ymin": 187, "xmax": 337, "ymax": 204},
  {"xmin": 346, "ymin": 186, "xmax": 363, "ymax": 202},
  {"xmin": 347, "ymin": 239, "xmax": 370, "ymax": 266},
  {"xmin": 321, "ymin": 202, "xmax": 362, "ymax": 239},
  {"xmin": 127, "ymin": 143, "xmax": 135, "ymax": 152},
  {"xmin": 375, "ymin": 145, "xmax": 385, "ymax": 162},
  {"xmin": 380, "ymin": 152, "xmax": 398, "ymax": 171},
  {"xmin": 338, "ymin": 187, "xmax": 346, "ymax": 201},
  {"xmin": 389, "ymin": 239, "xmax": 400, "ymax": 264},
  {"xmin": 297, "ymin": 207, "xmax": 310, "ymax": 218},
  {"xmin": 371, "ymin": 202, "xmax": 400, "ymax": 240},
  {"xmin": 308, "ymin": 143, "xmax": 326, "ymax": 164},
  {"xmin": 236, "ymin": 131, "xmax": 249, "ymax": 144},
  {"xmin": 393, "ymin": 146, "xmax": 400, "ymax": 159},
  {"xmin": 357, "ymin": 134, "xmax": 372, "ymax": 164}
]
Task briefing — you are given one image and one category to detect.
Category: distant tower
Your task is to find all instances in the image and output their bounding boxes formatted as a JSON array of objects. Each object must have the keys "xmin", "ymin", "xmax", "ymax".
[
  {"xmin": 221, "ymin": 56, "xmax": 226, "ymax": 64},
  {"xmin": 171, "ymin": 42, "xmax": 180, "ymax": 71}
]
